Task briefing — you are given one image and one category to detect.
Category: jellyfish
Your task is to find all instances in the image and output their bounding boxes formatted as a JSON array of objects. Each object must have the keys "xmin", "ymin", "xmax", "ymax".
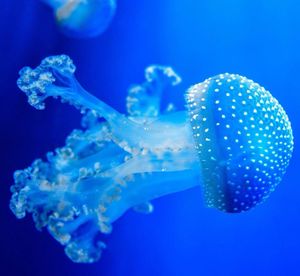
[
  {"xmin": 41, "ymin": 0, "xmax": 116, "ymax": 38},
  {"xmin": 10, "ymin": 55, "xmax": 293, "ymax": 263}
]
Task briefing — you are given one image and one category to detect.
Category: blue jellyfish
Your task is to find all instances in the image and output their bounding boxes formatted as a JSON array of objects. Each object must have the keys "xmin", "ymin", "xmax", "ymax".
[
  {"xmin": 10, "ymin": 55, "xmax": 294, "ymax": 263},
  {"xmin": 41, "ymin": 0, "xmax": 116, "ymax": 38}
]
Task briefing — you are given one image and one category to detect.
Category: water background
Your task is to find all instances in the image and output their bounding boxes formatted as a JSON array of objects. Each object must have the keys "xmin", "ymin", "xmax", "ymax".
[{"xmin": 0, "ymin": 0, "xmax": 299, "ymax": 275}]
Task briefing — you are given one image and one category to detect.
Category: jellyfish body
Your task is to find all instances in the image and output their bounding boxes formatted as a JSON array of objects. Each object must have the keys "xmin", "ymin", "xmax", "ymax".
[
  {"xmin": 10, "ymin": 55, "xmax": 293, "ymax": 263},
  {"xmin": 186, "ymin": 75, "xmax": 293, "ymax": 212},
  {"xmin": 41, "ymin": 0, "xmax": 116, "ymax": 38}
]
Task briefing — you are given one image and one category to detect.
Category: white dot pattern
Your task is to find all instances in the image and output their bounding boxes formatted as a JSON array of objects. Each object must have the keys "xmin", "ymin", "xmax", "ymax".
[{"xmin": 186, "ymin": 73, "xmax": 294, "ymax": 213}]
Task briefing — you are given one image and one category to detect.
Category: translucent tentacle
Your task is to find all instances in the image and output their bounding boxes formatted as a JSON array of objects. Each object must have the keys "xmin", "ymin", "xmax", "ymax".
[
  {"xmin": 10, "ymin": 112, "xmax": 128, "ymax": 262},
  {"xmin": 17, "ymin": 55, "xmax": 121, "ymax": 122},
  {"xmin": 17, "ymin": 55, "xmax": 185, "ymax": 154},
  {"xmin": 126, "ymin": 65, "xmax": 181, "ymax": 118},
  {"xmin": 11, "ymin": 55, "xmax": 199, "ymax": 263}
]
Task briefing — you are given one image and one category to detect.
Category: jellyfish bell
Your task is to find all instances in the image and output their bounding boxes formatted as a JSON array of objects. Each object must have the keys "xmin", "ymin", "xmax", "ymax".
[
  {"xmin": 42, "ymin": 0, "xmax": 116, "ymax": 38},
  {"xmin": 186, "ymin": 74, "xmax": 294, "ymax": 213},
  {"xmin": 11, "ymin": 55, "xmax": 294, "ymax": 263}
]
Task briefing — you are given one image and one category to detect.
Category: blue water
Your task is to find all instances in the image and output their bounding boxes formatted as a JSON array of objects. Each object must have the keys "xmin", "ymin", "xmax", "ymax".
[{"xmin": 0, "ymin": 0, "xmax": 299, "ymax": 275}]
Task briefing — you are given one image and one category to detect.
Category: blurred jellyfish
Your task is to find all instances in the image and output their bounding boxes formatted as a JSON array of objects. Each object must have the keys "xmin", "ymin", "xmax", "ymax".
[
  {"xmin": 10, "ymin": 55, "xmax": 293, "ymax": 263},
  {"xmin": 41, "ymin": 0, "xmax": 116, "ymax": 38}
]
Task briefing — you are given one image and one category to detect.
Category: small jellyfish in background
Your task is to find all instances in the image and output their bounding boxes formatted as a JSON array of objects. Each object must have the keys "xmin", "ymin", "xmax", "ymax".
[
  {"xmin": 10, "ymin": 55, "xmax": 293, "ymax": 263},
  {"xmin": 40, "ymin": 0, "xmax": 116, "ymax": 38}
]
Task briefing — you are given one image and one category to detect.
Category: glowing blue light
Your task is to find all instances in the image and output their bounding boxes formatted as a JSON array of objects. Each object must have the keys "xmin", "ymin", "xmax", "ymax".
[
  {"xmin": 41, "ymin": 0, "xmax": 116, "ymax": 38},
  {"xmin": 10, "ymin": 55, "xmax": 293, "ymax": 263}
]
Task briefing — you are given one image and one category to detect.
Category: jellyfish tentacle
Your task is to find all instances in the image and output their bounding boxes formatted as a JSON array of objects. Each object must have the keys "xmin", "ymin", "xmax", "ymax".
[
  {"xmin": 12, "ymin": 55, "xmax": 201, "ymax": 263},
  {"xmin": 17, "ymin": 55, "xmax": 121, "ymax": 122},
  {"xmin": 17, "ymin": 55, "xmax": 150, "ymax": 153},
  {"xmin": 17, "ymin": 55, "xmax": 187, "ymax": 154},
  {"xmin": 97, "ymin": 167, "xmax": 201, "ymax": 224},
  {"xmin": 126, "ymin": 65, "xmax": 181, "ymax": 118},
  {"xmin": 105, "ymin": 147, "xmax": 199, "ymax": 179},
  {"xmin": 10, "ymin": 124, "xmax": 125, "ymax": 262},
  {"xmin": 94, "ymin": 146, "xmax": 200, "ymax": 224},
  {"xmin": 10, "ymin": 122, "xmax": 200, "ymax": 262}
]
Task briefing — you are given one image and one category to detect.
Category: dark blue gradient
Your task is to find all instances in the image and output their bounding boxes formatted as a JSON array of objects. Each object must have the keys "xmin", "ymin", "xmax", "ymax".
[{"xmin": 0, "ymin": 0, "xmax": 299, "ymax": 275}]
